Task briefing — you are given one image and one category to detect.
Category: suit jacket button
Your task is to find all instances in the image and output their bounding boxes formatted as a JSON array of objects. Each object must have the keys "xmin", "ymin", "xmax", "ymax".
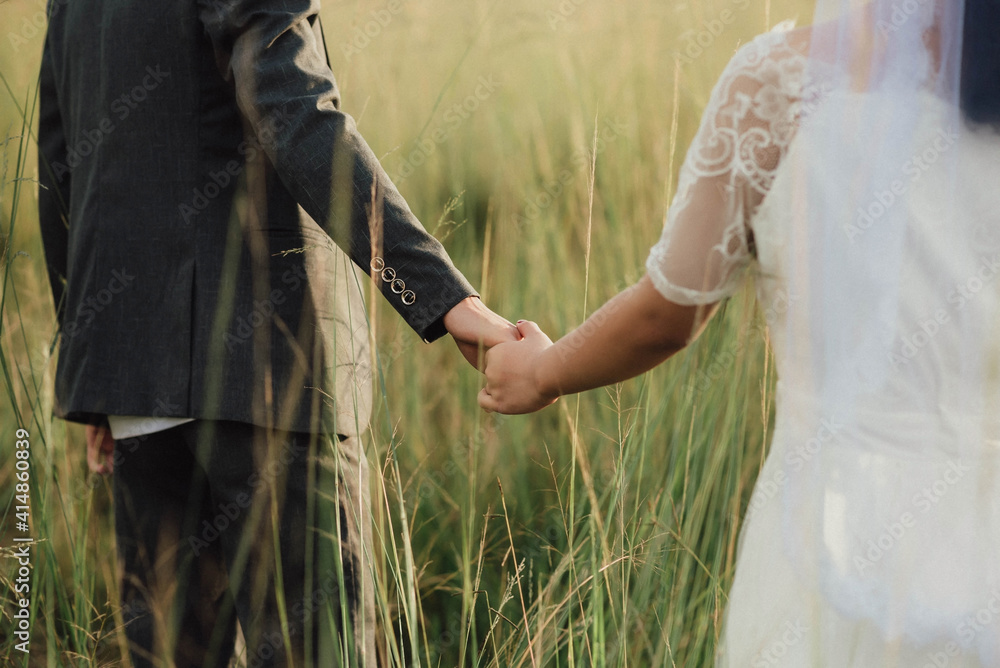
[
  {"xmin": 390, "ymin": 279, "xmax": 405, "ymax": 294},
  {"xmin": 402, "ymin": 290, "xmax": 416, "ymax": 305},
  {"xmin": 381, "ymin": 267, "xmax": 396, "ymax": 282},
  {"xmin": 370, "ymin": 257, "xmax": 385, "ymax": 272}
]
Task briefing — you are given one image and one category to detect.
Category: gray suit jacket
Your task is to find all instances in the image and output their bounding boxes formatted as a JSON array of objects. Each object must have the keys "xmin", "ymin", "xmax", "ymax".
[{"xmin": 38, "ymin": 0, "xmax": 476, "ymax": 435}]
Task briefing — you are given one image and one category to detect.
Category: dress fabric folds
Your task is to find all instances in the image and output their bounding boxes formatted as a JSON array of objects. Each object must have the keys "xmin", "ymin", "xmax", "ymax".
[{"xmin": 647, "ymin": 26, "xmax": 1000, "ymax": 667}]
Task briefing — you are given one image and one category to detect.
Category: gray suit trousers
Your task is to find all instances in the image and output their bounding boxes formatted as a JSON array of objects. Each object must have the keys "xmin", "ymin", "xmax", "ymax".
[{"xmin": 114, "ymin": 421, "xmax": 376, "ymax": 667}]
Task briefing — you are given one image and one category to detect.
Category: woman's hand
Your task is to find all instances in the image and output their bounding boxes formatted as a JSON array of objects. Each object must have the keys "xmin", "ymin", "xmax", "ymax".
[{"xmin": 479, "ymin": 321, "xmax": 559, "ymax": 414}]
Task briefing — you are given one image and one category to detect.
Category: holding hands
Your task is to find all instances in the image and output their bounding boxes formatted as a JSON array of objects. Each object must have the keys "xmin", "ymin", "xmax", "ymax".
[
  {"xmin": 443, "ymin": 296, "xmax": 521, "ymax": 369},
  {"xmin": 479, "ymin": 321, "xmax": 559, "ymax": 414},
  {"xmin": 476, "ymin": 276, "xmax": 709, "ymax": 416},
  {"xmin": 447, "ymin": 277, "xmax": 707, "ymax": 417},
  {"xmin": 441, "ymin": 297, "xmax": 559, "ymax": 413}
]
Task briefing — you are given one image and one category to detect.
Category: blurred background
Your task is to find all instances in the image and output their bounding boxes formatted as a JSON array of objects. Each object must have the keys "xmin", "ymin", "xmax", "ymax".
[{"xmin": 0, "ymin": 0, "xmax": 809, "ymax": 665}]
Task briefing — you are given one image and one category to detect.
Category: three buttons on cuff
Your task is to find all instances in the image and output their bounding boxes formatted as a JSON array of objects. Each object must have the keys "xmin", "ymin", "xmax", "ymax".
[{"xmin": 371, "ymin": 257, "xmax": 417, "ymax": 305}]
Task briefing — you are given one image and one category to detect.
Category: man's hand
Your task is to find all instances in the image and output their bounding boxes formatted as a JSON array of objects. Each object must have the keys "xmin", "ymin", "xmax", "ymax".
[
  {"xmin": 442, "ymin": 296, "xmax": 519, "ymax": 370},
  {"xmin": 87, "ymin": 424, "xmax": 115, "ymax": 475},
  {"xmin": 478, "ymin": 321, "xmax": 559, "ymax": 414}
]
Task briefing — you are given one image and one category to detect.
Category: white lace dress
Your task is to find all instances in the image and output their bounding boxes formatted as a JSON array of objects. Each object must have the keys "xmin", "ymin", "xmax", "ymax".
[{"xmin": 647, "ymin": 28, "xmax": 1000, "ymax": 667}]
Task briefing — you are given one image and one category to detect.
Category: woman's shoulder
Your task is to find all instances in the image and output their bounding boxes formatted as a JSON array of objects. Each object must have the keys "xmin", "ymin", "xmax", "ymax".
[
  {"xmin": 715, "ymin": 23, "xmax": 812, "ymax": 100},
  {"xmin": 698, "ymin": 23, "xmax": 814, "ymax": 141},
  {"xmin": 735, "ymin": 21, "xmax": 812, "ymax": 63}
]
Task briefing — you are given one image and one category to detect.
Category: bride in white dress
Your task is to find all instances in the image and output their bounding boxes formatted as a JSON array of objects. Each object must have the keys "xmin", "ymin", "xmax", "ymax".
[{"xmin": 479, "ymin": 0, "xmax": 1000, "ymax": 665}]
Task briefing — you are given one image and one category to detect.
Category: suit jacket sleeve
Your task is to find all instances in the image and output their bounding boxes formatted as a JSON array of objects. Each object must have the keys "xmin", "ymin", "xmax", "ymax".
[
  {"xmin": 38, "ymin": 38, "xmax": 70, "ymax": 328},
  {"xmin": 197, "ymin": 0, "xmax": 476, "ymax": 342}
]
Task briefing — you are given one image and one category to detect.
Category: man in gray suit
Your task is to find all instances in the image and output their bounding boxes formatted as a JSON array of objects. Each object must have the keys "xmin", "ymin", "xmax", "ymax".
[{"xmin": 37, "ymin": 0, "xmax": 515, "ymax": 665}]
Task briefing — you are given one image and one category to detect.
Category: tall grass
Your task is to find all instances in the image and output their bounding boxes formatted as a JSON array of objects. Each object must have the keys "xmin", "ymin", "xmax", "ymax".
[{"xmin": 1, "ymin": 0, "xmax": 806, "ymax": 665}]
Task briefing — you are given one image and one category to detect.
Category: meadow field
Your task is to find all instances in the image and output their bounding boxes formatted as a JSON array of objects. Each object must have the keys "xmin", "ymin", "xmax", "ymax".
[{"xmin": 0, "ymin": 0, "xmax": 809, "ymax": 665}]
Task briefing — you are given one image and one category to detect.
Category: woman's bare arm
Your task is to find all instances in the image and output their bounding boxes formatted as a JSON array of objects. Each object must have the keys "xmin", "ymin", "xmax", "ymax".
[{"xmin": 479, "ymin": 275, "xmax": 717, "ymax": 414}]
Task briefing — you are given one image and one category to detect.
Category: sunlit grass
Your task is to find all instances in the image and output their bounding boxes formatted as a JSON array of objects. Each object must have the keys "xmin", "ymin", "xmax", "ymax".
[{"xmin": 1, "ymin": 0, "xmax": 806, "ymax": 665}]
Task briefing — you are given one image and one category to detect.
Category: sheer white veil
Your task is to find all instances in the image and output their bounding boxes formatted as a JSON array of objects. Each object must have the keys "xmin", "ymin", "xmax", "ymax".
[
  {"xmin": 784, "ymin": 0, "xmax": 967, "ymax": 413},
  {"xmin": 774, "ymin": 0, "xmax": 1000, "ymax": 660}
]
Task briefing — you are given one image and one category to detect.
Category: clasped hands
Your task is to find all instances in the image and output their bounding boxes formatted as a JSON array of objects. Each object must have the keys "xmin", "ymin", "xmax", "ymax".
[{"xmin": 443, "ymin": 296, "xmax": 558, "ymax": 415}]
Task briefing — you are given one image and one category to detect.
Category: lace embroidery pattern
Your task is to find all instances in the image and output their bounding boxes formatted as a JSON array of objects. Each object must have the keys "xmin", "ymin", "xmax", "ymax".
[{"xmin": 647, "ymin": 29, "xmax": 809, "ymax": 305}]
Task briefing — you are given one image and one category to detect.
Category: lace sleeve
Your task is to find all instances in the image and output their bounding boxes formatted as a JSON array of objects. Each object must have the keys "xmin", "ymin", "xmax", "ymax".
[{"xmin": 647, "ymin": 29, "xmax": 806, "ymax": 305}]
